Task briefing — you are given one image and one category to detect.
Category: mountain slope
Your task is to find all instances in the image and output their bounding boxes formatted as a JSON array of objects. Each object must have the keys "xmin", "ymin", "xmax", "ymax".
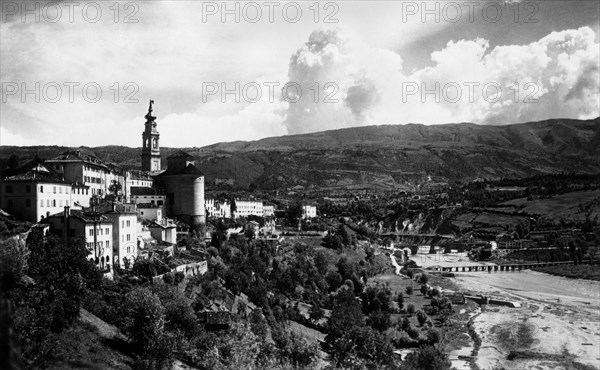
[{"xmin": 1, "ymin": 118, "xmax": 599, "ymax": 190}]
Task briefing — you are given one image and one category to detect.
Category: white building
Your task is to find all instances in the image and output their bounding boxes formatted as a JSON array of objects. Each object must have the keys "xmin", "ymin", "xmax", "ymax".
[
  {"xmin": 124, "ymin": 171, "xmax": 154, "ymax": 202},
  {"xmin": 130, "ymin": 187, "xmax": 165, "ymax": 206},
  {"xmin": 205, "ymin": 198, "xmax": 231, "ymax": 219},
  {"xmin": 103, "ymin": 204, "xmax": 138, "ymax": 269},
  {"xmin": 0, "ymin": 164, "xmax": 90, "ymax": 222},
  {"xmin": 45, "ymin": 209, "xmax": 114, "ymax": 279},
  {"xmin": 233, "ymin": 199, "xmax": 264, "ymax": 218},
  {"xmin": 302, "ymin": 205, "xmax": 317, "ymax": 219},
  {"xmin": 46, "ymin": 150, "xmax": 124, "ymax": 198},
  {"xmin": 263, "ymin": 204, "xmax": 275, "ymax": 217},
  {"xmin": 137, "ymin": 205, "xmax": 163, "ymax": 222}
]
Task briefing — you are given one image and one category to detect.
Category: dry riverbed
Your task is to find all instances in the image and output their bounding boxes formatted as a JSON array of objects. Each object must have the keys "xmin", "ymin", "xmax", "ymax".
[{"xmin": 453, "ymin": 271, "xmax": 600, "ymax": 370}]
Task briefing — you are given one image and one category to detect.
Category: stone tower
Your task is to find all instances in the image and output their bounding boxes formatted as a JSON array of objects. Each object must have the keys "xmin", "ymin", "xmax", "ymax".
[{"xmin": 141, "ymin": 100, "xmax": 161, "ymax": 172}]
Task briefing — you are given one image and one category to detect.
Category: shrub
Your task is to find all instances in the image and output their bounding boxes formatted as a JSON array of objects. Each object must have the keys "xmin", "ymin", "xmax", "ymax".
[
  {"xmin": 416, "ymin": 309, "xmax": 428, "ymax": 326},
  {"xmin": 402, "ymin": 345, "xmax": 452, "ymax": 370},
  {"xmin": 418, "ymin": 273, "xmax": 429, "ymax": 285},
  {"xmin": 420, "ymin": 284, "xmax": 428, "ymax": 295},
  {"xmin": 405, "ymin": 286, "xmax": 414, "ymax": 295},
  {"xmin": 396, "ymin": 292, "xmax": 404, "ymax": 309},
  {"xmin": 406, "ymin": 303, "xmax": 415, "ymax": 316}
]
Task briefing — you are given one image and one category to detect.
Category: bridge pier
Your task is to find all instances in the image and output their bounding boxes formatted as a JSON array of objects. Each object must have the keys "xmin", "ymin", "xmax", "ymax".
[{"xmin": 462, "ymin": 267, "xmax": 466, "ymax": 272}]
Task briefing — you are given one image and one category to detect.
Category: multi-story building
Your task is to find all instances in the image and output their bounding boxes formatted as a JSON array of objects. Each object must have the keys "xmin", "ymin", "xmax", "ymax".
[
  {"xmin": 124, "ymin": 170, "xmax": 154, "ymax": 202},
  {"xmin": 130, "ymin": 187, "xmax": 165, "ymax": 206},
  {"xmin": 302, "ymin": 205, "xmax": 317, "ymax": 219},
  {"xmin": 137, "ymin": 204, "xmax": 163, "ymax": 222},
  {"xmin": 45, "ymin": 208, "xmax": 114, "ymax": 278},
  {"xmin": 233, "ymin": 199, "xmax": 263, "ymax": 218},
  {"xmin": 103, "ymin": 203, "xmax": 138, "ymax": 269},
  {"xmin": 148, "ymin": 219, "xmax": 177, "ymax": 245},
  {"xmin": 263, "ymin": 203, "xmax": 275, "ymax": 217},
  {"xmin": 205, "ymin": 198, "xmax": 231, "ymax": 219},
  {"xmin": 0, "ymin": 164, "xmax": 90, "ymax": 222},
  {"xmin": 46, "ymin": 151, "xmax": 124, "ymax": 198}
]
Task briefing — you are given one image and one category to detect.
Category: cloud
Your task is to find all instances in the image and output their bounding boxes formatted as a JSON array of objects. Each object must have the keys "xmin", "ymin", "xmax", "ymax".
[{"xmin": 281, "ymin": 26, "xmax": 599, "ymax": 134}]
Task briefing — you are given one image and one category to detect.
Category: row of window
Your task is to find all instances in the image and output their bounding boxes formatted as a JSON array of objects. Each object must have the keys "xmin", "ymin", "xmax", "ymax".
[
  {"xmin": 86, "ymin": 241, "xmax": 110, "ymax": 249},
  {"xmin": 84, "ymin": 176, "xmax": 103, "ymax": 184},
  {"xmin": 121, "ymin": 234, "xmax": 132, "ymax": 242},
  {"xmin": 121, "ymin": 220, "xmax": 132, "ymax": 228},
  {"xmin": 88, "ymin": 227, "xmax": 111, "ymax": 236}
]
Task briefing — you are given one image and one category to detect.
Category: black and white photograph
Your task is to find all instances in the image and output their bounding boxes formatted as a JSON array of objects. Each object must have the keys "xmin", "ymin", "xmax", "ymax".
[{"xmin": 1, "ymin": 0, "xmax": 599, "ymax": 369}]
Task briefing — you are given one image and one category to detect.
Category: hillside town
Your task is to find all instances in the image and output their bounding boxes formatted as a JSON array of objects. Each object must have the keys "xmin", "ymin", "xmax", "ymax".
[{"xmin": 1, "ymin": 102, "xmax": 599, "ymax": 370}]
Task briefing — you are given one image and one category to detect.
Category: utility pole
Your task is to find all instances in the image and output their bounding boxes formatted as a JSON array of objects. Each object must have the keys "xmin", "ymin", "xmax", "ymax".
[{"xmin": 91, "ymin": 197, "xmax": 100, "ymax": 269}]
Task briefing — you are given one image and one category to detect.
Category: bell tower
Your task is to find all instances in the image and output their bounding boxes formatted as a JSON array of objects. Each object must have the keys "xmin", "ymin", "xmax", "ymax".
[{"xmin": 141, "ymin": 99, "xmax": 161, "ymax": 172}]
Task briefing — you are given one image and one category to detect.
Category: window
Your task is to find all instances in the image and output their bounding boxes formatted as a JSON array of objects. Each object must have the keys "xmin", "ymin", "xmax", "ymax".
[
  {"xmin": 40, "ymin": 200, "xmax": 44, "ymax": 207},
  {"xmin": 126, "ymin": 234, "xmax": 131, "ymax": 241},
  {"xmin": 52, "ymin": 200, "xmax": 56, "ymax": 207},
  {"xmin": 105, "ymin": 227, "xmax": 109, "ymax": 234},
  {"xmin": 126, "ymin": 220, "xmax": 131, "ymax": 227},
  {"xmin": 127, "ymin": 246, "xmax": 131, "ymax": 254},
  {"xmin": 98, "ymin": 241, "xmax": 103, "ymax": 248},
  {"xmin": 26, "ymin": 185, "xmax": 31, "ymax": 193},
  {"xmin": 122, "ymin": 220, "xmax": 124, "ymax": 228},
  {"xmin": 59, "ymin": 200, "xmax": 62, "ymax": 207},
  {"xmin": 53, "ymin": 186, "xmax": 56, "ymax": 193},
  {"xmin": 59, "ymin": 187, "xmax": 62, "ymax": 194},
  {"xmin": 40, "ymin": 185, "xmax": 44, "ymax": 193},
  {"xmin": 47, "ymin": 199, "xmax": 50, "ymax": 207},
  {"xmin": 26, "ymin": 199, "xmax": 31, "ymax": 208},
  {"xmin": 89, "ymin": 229, "xmax": 94, "ymax": 236},
  {"xmin": 122, "ymin": 235, "xmax": 124, "ymax": 242},
  {"xmin": 106, "ymin": 241, "xmax": 110, "ymax": 249}
]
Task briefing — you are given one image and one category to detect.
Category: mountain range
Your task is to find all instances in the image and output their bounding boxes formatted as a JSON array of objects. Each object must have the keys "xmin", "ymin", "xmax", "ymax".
[{"xmin": 2, "ymin": 118, "xmax": 599, "ymax": 191}]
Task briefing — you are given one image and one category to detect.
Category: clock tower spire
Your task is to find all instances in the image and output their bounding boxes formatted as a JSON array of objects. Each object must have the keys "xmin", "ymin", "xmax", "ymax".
[{"xmin": 141, "ymin": 100, "xmax": 161, "ymax": 172}]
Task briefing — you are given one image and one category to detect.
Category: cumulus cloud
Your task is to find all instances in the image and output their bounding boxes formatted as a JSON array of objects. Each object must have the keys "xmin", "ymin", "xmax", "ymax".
[{"xmin": 282, "ymin": 26, "xmax": 599, "ymax": 134}]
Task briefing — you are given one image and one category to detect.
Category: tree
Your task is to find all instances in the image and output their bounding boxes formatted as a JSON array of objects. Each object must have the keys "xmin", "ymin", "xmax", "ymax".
[
  {"xmin": 420, "ymin": 284, "xmax": 428, "ymax": 295},
  {"xmin": 406, "ymin": 303, "xmax": 415, "ymax": 316},
  {"xmin": 416, "ymin": 309, "xmax": 428, "ymax": 326},
  {"xmin": 322, "ymin": 232, "xmax": 343, "ymax": 250},
  {"xmin": 0, "ymin": 238, "xmax": 29, "ymax": 294},
  {"xmin": 405, "ymin": 285, "xmax": 414, "ymax": 295},
  {"xmin": 327, "ymin": 287, "xmax": 364, "ymax": 339},
  {"xmin": 124, "ymin": 287, "xmax": 175, "ymax": 368},
  {"xmin": 367, "ymin": 309, "xmax": 391, "ymax": 332},
  {"xmin": 337, "ymin": 224, "xmax": 350, "ymax": 245},
  {"xmin": 309, "ymin": 301, "xmax": 325, "ymax": 322},
  {"xmin": 11, "ymin": 232, "xmax": 102, "ymax": 367},
  {"xmin": 401, "ymin": 345, "xmax": 452, "ymax": 370},
  {"xmin": 396, "ymin": 292, "xmax": 404, "ymax": 309},
  {"xmin": 108, "ymin": 180, "xmax": 122, "ymax": 195}
]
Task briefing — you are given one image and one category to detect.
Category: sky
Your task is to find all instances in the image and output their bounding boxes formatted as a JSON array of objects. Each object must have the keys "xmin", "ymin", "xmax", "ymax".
[{"xmin": 1, "ymin": 0, "xmax": 599, "ymax": 148}]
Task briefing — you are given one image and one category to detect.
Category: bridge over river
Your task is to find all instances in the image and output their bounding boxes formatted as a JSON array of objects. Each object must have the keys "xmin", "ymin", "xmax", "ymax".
[{"xmin": 433, "ymin": 260, "xmax": 580, "ymax": 273}]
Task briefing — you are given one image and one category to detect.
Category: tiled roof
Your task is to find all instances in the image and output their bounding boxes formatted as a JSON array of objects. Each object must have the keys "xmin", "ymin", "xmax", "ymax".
[
  {"xmin": 167, "ymin": 150, "xmax": 194, "ymax": 159},
  {"xmin": 156, "ymin": 163, "xmax": 204, "ymax": 177}
]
